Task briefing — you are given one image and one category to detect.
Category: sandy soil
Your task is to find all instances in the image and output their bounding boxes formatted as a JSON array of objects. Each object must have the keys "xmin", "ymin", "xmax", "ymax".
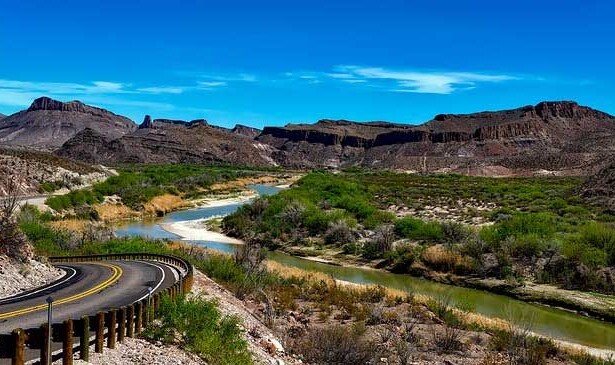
[{"xmin": 160, "ymin": 219, "xmax": 244, "ymax": 244}]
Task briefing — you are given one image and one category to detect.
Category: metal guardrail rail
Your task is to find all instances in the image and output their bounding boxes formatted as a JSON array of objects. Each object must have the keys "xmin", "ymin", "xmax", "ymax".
[{"xmin": 0, "ymin": 253, "xmax": 194, "ymax": 365}]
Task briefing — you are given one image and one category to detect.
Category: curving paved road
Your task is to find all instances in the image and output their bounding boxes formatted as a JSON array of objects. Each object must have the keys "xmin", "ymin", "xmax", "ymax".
[{"xmin": 0, "ymin": 260, "xmax": 180, "ymax": 334}]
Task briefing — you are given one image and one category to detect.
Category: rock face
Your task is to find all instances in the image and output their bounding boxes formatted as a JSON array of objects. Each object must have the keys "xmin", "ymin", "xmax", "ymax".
[
  {"xmin": 232, "ymin": 124, "xmax": 262, "ymax": 138},
  {"xmin": 0, "ymin": 97, "xmax": 136, "ymax": 149},
  {"xmin": 582, "ymin": 158, "xmax": 615, "ymax": 213},
  {"xmin": 57, "ymin": 119, "xmax": 276, "ymax": 166},
  {"xmin": 257, "ymin": 101, "xmax": 615, "ymax": 174},
  {"xmin": 139, "ymin": 115, "xmax": 153, "ymax": 129}
]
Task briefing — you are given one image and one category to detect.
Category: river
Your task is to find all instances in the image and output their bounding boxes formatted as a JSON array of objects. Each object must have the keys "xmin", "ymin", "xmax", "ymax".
[{"xmin": 114, "ymin": 184, "xmax": 615, "ymax": 351}]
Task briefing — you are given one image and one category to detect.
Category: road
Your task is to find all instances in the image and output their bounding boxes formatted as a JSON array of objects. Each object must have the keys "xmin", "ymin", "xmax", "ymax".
[{"xmin": 0, "ymin": 260, "xmax": 179, "ymax": 334}]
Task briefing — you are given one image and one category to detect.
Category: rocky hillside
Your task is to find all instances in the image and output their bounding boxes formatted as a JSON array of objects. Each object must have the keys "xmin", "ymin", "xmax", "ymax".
[
  {"xmin": 231, "ymin": 124, "xmax": 261, "ymax": 138},
  {"xmin": 0, "ymin": 97, "xmax": 136, "ymax": 149},
  {"xmin": 258, "ymin": 101, "xmax": 615, "ymax": 174},
  {"xmin": 57, "ymin": 116, "xmax": 276, "ymax": 165},
  {"xmin": 0, "ymin": 113, "xmax": 6, "ymax": 120},
  {"xmin": 582, "ymin": 158, "xmax": 615, "ymax": 213},
  {"xmin": 0, "ymin": 146, "xmax": 105, "ymax": 196}
]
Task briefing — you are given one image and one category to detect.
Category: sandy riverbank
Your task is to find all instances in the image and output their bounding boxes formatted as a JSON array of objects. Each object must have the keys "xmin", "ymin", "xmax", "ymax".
[
  {"xmin": 157, "ymin": 195, "xmax": 256, "ymax": 243},
  {"xmin": 191, "ymin": 193, "xmax": 257, "ymax": 208},
  {"xmin": 160, "ymin": 219, "xmax": 244, "ymax": 244}
]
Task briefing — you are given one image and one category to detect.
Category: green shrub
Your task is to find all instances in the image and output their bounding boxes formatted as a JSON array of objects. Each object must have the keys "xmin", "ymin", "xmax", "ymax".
[
  {"xmin": 145, "ymin": 295, "xmax": 252, "ymax": 365},
  {"xmin": 394, "ymin": 217, "xmax": 443, "ymax": 242}
]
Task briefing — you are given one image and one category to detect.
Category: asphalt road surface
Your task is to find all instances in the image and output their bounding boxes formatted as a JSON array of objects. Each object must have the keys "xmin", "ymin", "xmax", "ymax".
[{"xmin": 0, "ymin": 260, "xmax": 180, "ymax": 334}]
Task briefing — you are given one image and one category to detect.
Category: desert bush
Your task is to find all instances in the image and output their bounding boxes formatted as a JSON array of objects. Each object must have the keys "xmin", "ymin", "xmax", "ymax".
[
  {"xmin": 394, "ymin": 217, "xmax": 444, "ymax": 242},
  {"xmin": 288, "ymin": 325, "xmax": 376, "ymax": 365},
  {"xmin": 387, "ymin": 243, "xmax": 423, "ymax": 273},
  {"xmin": 324, "ymin": 219, "xmax": 356, "ymax": 246},
  {"xmin": 432, "ymin": 324, "xmax": 464, "ymax": 354},
  {"xmin": 441, "ymin": 221, "xmax": 473, "ymax": 244}
]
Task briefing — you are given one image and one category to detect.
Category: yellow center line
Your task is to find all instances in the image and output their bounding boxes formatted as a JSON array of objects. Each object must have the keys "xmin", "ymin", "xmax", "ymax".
[{"xmin": 0, "ymin": 262, "xmax": 123, "ymax": 320}]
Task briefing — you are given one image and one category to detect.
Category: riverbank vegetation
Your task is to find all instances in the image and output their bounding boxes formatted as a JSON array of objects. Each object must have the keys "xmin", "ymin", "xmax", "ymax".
[
  {"xmin": 17, "ymin": 204, "xmax": 614, "ymax": 364},
  {"xmin": 45, "ymin": 164, "xmax": 286, "ymax": 213},
  {"xmin": 222, "ymin": 171, "xmax": 615, "ymax": 300}
]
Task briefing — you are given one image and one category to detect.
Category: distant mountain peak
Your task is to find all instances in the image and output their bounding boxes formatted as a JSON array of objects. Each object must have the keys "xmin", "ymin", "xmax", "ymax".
[{"xmin": 0, "ymin": 96, "xmax": 136, "ymax": 149}]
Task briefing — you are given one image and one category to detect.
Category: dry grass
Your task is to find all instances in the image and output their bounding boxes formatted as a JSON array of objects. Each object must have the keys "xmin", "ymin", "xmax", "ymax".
[
  {"xmin": 143, "ymin": 194, "xmax": 191, "ymax": 216},
  {"xmin": 266, "ymin": 260, "xmax": 335, "ymax": 284},
  {"xmin": 421, "ymin": 245, "xmax": 475, "ymax": 274},
  {"xmin": 94, "ymin": 203, "xmax": 141, "ymax": 222},
  {"xmin": 48, "ymin": 219, "xmax": 89, "ymax": 233}
]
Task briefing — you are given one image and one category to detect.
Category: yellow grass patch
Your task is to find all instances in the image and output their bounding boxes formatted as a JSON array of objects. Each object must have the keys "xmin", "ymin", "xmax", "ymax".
[
  {"xmin": 421, "ymin": 244, "xmax": 474, "ymax": 273},
  {"xmin": 48, "ymin": 219, "xmax": 89, "ymax": 233},
  {"xmin": 94, "ymin": 203, "xmax": 141, "ymax": 222},
  {"xmin": 142, "ymin": 194, "xmax": 191, "ymax": 216}
]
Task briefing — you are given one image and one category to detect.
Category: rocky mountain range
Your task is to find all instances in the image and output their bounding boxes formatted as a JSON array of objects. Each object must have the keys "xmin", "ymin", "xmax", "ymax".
[
  {"xmin": 0, "ymin": 113, "xmax": 6, "ymax": 120},
  {"xmin": 0, "ymin": 97, "xmax": 136, "ymax": 149},
  {"xmin": 2, "ymin": 97, "xmax": 614, "ymax": 176},
  {"xmin": 258, "ymin": 101, "xmax": 615, "ymax": 175},
  {"xmin": 56, "ymin": 116, "xmax": 276, "ymax": 165}
]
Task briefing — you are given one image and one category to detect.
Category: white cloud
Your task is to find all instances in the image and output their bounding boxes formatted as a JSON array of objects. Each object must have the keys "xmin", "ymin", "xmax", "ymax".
[
  {"xmin": 326, "ymin": 73, "xmax": 355, "ymax": 79},
  {"xmin": 331, "ymin": 65, "xmax": 518, "ymax": 94},
  {"xmin": 181, "ymin": 72, "xmax": 257, "ymax": 83},
  {"xmin": 197, "ymin": 81, "xmax": 228, "ymax": 87},
  {"xmin": 0, "ymin": 78, "xmax": 187, "ymax": 110},
  {"xmin": 136, "ymin": 86, "xmax": 185, "ymax": 94}
]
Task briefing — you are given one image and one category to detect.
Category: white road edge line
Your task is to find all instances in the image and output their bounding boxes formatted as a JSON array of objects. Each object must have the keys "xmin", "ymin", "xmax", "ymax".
[
  {"xmin": 0, "ymin": 266, "xmax": 77, "ymax": 304},
  {"xmin": 134, "ymin": 261, "xmax": 166, "ymax": 302}
]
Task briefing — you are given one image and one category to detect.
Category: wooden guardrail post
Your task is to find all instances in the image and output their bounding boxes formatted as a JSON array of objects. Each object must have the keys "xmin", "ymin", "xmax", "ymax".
[
  {"xmin": 80, "ymin": 316, "xmax": 89, "ymax": 361},
  {"xmin": 127, "ymin": 304, "xmax": 135, "ymax": 337},
  {"xmin": 40, "ymin": 323, "xmax": 50, "ymax": 365},
  {"xmin": 11, "ymin": 328, "xmax": 26, "ymax": 365},
  {"xmin": 95, "ymin": 312, "xmax": 104, "ymax": 353},
  {"xmin": 153, "ymin": 293, "xmax": 160, "ymax": 314},
  {"xmin": 135, "ymin": 302, "xmax": 143, "ymax": 334},
  {"xmin": 107, "ymin": 310, "xmax": 117, "ymax": 349},
  {"xmin": 118, "ymin": 307, "xmax": 126, "ymax": 342},
  {"xmin": 141, "ymin": 299, "xmax": 148, "ymax": 326},
  {"xmin": 62, "ymin": 319, "xmax": 73, "ymax": 365}
]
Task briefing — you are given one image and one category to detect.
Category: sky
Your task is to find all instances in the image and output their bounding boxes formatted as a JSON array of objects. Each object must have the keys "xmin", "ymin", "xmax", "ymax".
[{"xmin": 1, "ymin": 0, "xmax": 614, "ymax": 128}]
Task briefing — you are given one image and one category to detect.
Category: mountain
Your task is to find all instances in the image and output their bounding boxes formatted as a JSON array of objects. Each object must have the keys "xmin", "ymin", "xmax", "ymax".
[
  {"xmin": 57, "ymin": 116, "xmax": 276, "ymax": 165},
  {"xmin": 0, "ymin": 97, "xmax": 136, "ymax": 149},
  {"xmin": 3, "ymin": 97, "xmax": 614, "ymax": 176},
  {"xmin": 257, "ymin": 101, "xmax": 615, "ymax": 174},
  {"xmin": 0, "ymin": 113, "xmax": 6, "ymax": 120},
  {"xmin": 232, "ymin": 124, "xmax": 261, "ymax": 138}
]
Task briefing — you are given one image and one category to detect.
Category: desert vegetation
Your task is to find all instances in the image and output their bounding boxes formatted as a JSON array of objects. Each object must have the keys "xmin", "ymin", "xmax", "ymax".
[
  {"xmin": 45, "ymin": 164, "xmax": 283, "ymax": 212},
  {"xmin": 222, "ymin": 171, "xmax": 615, "ymax": 298},
  {"xmin": 18, "ymin": 203, "xmax": 614, "ymax": 364}
]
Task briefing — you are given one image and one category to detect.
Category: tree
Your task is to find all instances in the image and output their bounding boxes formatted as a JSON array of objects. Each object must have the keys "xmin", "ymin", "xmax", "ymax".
[
  {"xmin": 0, "ymin": 171, "xmax": 33, "ymax": 260},
  {"xmin": 375, "ymin": 224, "xmax": 396, "ymax": 255}
]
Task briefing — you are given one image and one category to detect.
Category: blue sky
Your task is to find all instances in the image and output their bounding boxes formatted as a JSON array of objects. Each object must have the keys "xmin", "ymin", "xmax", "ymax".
[{"xmin": 1, "ymin": 0, "xmax": 614, "ymax": 128}]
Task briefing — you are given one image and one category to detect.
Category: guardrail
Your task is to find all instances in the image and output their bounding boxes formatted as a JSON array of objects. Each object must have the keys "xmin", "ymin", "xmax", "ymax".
[{"xmin": 0, "ymin": 253, "xmax": 194, "ymax": 365}]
